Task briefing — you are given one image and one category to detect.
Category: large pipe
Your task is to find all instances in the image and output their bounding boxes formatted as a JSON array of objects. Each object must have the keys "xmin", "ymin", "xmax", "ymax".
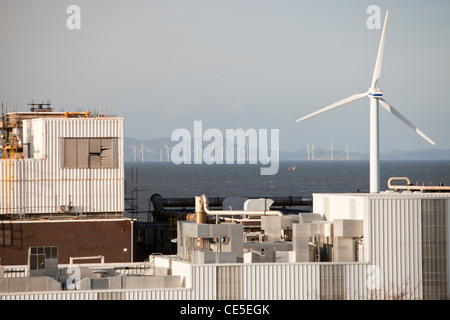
[
  {"xmin": 159, "ymin": 196, "xmax": 312, "ymax": 208},
  {"xmin": 387, "ymin": 177, "xmax": 450, "ymax": 192},
  {"xmin": 150, "ymin": 194, "xmax": 193, "ymax": 221},
  {"xmin": 150, "ymin": 194, "xmax": 212, "ymax": 223},
  {"xmin": 201, "ymin": 194, "xmax": 283, "ymax": 217}
]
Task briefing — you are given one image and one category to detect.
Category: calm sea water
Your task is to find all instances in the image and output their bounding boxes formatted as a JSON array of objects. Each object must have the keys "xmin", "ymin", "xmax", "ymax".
[{"xmin": 125, "ymin": 160, "xmax": 450, "ymax": 211}]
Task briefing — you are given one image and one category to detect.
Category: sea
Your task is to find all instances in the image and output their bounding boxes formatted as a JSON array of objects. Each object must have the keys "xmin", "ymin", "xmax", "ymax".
[{"xmin": 124, "ymin": 160, "xmax": 450, "ymax": 213}]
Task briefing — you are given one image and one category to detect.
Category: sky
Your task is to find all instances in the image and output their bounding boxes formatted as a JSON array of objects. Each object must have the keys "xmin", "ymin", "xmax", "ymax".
[{"xmin": 1, "ymin": 0, "xmax": 449, "ymax": 154}]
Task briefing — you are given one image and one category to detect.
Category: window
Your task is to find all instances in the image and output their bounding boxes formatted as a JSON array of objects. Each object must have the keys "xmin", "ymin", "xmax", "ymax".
[{"xmin": 63, "ymin": 138, "xmax": 118, "ymax": 168}]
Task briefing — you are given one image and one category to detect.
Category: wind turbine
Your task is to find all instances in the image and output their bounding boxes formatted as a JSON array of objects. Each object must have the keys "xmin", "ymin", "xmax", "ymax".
[
  {"xmin": 138, "ymin": 143, "xmax": 145, "ymax": 162},
  {"xmin": 296, "ymin": 10, "xmax": 435, "ymax": 192},
  {"xmin": 163, "ymin": 144, "xmax": 172, "ymax": 162},
  {"xmin": 327, "ymin": 141, "xmax": 335, "ymax": 161},
  {"xmin": 305, "ymin": 143, "xmax": 311, "ymax": 161},
  {"xmin": 132, "ymin": 145, "xmax": 137, "ymax": 162},
  {"xmin": 343, "ymin": 143, "xmax": 349, "ymax": 161}
]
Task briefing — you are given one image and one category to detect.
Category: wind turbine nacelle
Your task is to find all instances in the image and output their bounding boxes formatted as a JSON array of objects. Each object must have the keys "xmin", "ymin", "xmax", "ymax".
[{"xmin": 368, "ymin": 88, "xmax": 383, "ymax": 98}]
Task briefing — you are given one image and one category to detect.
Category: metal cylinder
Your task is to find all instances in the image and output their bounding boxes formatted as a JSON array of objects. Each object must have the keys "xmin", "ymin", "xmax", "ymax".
[{"xmin": 194, "ymin": 196, "xmax": 207, "ymax": 224}]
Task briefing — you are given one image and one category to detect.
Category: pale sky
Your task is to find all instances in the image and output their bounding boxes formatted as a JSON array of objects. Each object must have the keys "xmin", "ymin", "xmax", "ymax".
[{"xmin": 1, "ymin": 0, "xmax": 449, "ymax": 153}]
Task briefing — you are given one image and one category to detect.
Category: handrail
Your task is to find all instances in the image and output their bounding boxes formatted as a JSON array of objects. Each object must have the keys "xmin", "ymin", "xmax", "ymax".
[{"xmin": 69, "ymin": 255, "xmax": 104, "ymax": 265}]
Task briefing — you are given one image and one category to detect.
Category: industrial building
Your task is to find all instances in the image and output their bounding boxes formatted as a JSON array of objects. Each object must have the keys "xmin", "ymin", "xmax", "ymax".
[
  {"xmin": 0, "ymin": 102, "xmax": 448, "ymax": 300},
  {"xmin": 1, "ymin": 185, "xmax": 449, "ymax": 300},
  {"xmin": 0, "ymin": 102, "xmax": 134, "ymax": 266}
]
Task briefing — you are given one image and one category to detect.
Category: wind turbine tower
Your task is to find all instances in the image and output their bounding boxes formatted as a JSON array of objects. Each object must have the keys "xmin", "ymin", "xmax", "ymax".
[
  {"xmin": 163, "ymin": 144, "xmax": 172, "ymax": 162},
  {"xmin": 344, "ymin": 143, "xmax": 349, "ymax": 161},
  {"xmin": 140, "ymin": 143, "xmax": 144, "ymax": 162},
  {"xmin": 296, "ymin": 11, "xmax": 435, "ymax": 192},
  {"xmin": 328, "ymin": 141, "xmax": 335, "ymax": 161}
]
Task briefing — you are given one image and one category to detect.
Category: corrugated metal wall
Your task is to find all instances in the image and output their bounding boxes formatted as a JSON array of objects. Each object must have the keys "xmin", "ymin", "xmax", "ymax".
[
  {"xmin": 0, "ymin": 118, "xmax": 124, "ymax": 215},
  {"xmin": 320, "ymin": 264, "xmax": 345, "ymax": 300},
  {"xmin": 368, "ymin": 197, "xmax": 423, "ymax": 299},
  {"xmin": 241, "ymin": 263, "xmax": 320, "ymax": 300},
  {"xmin": 191, "ymin": 265, "xmax": 217, "ymax": 299},
  {"xmin": 1, "ymin": 289, "xmax": 193, "ymax": 300},
  {"xmin": 217, "ymin": 265, "xmax": 242, "ymax": 300},
  {"xmin": 421, "ymin": 199, "xmax": 448, "ymax": 300}
]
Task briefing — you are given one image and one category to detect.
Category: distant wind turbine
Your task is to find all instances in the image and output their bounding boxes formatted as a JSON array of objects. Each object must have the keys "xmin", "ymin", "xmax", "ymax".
[
  {"xmin": 138, "ymin": 143, "xmax": 145, "ymax": 162},
  {"xmin": 327, "ymin": 141, "xmax": 335, "ymax": 161},
  {"xmin": 296, "ymin": 10, "xmax": 435, "ymax": 192},
  {"xmin": 305, "ymin": 143, "xmax": 311, "ymax": 161},
  {"xmin": 163, "ymin": 144, "xmax": 172, "ymax": 162},
  {"xmin": 343, "ymin": 143, "xmax": 349, "ymax": 161}
]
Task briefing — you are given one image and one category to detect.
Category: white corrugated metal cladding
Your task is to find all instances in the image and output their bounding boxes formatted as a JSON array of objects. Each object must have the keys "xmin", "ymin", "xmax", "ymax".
[
  {"xmin": 0, "ymin": 117, "xmax": 124, "ymax": 215},
  {"xmin": 313, "ymin": 192, "xmax": 450, "ymax": 300}
]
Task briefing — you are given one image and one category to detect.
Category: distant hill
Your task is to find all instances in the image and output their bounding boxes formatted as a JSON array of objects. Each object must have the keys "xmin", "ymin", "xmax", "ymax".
[
  {"xmin": 124, "ymin": 137, "xmax": 450, "ymax": 162},
  {"xmin": 380, "ymin": 149, "xmax": 450, "ymax": 161}
]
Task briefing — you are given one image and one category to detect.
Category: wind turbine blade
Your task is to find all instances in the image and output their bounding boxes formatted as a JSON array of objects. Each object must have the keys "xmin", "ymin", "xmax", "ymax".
[
  {"xmin": 296, "ymin": 92, "xmax": 368, "ymax": 123},
  {"xmin": 371, "ymin": 10, "xmax": 389, "ymax": 88},
  {"xmin": 379, "ymin": 98, "xmax": 436, "ymax": 145}
]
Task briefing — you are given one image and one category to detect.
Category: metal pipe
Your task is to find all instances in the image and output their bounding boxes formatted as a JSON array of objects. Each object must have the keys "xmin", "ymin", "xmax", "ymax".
[
  {"xmin": 150, "ymin": 194, "xmax": 212, "ymax": 223},
  {"xmin": 387, "ymin": 177, "xmax": 450, "ymax": 192},
  {"xmin": 150, "ymin": 194, "xmax": 191, "ymax": 220},
  {"xmin": 159, "ymin": 195, "xmax": 312, "ymax": 207},
  {"xmin": 70, "ymin": 255, "xmax": 104, "ymax": 265},
  {"xmin": 201, "ymin": 194, "xmax": 283, "ymax": 217}
]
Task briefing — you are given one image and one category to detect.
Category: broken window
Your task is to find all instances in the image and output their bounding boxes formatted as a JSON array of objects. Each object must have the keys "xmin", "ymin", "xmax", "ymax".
[{"xmin": 62, "ymin": 138, "xmax": 118, "ymax": 168}]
